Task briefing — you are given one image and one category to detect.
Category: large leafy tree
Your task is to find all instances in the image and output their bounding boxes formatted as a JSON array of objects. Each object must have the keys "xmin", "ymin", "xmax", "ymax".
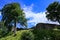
[
  {"xmin": 46, "ymin": 2, "xmax": 60, "ymax": 23},
  {"xmin": 1, "ymin": 3, "xmax": 27, "ymax": 35}
]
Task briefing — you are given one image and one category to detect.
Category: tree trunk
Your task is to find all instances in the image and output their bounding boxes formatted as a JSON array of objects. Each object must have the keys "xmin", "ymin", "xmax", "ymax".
[{"xmin": 14, "ymin": 21, "xmax": 17, "ymax": 36}]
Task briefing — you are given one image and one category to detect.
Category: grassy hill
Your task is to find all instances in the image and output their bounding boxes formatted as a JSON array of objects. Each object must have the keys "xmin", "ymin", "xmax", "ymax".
[
  {"xmin": 0, "ymin": 30, "xmax": 32, "ymax": 40},
  {"xmin": 0, "ymin": 29, "xmax": 60, "ymax": 40}
]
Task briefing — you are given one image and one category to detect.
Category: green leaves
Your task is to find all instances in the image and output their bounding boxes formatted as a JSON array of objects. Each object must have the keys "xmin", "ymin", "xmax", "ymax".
[
  {"xmin": 1, "ymin": 3, "xmax": 27, "ymax": 27},
  {"xmin": 46, "ymin": 2, "xmax": 60, "ymax": 23}
]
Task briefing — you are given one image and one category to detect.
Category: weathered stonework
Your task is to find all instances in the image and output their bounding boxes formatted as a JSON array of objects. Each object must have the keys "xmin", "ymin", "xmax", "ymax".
[{"xmin": 35, "ymin": 23, "xmax": 60, "ymax": 29}]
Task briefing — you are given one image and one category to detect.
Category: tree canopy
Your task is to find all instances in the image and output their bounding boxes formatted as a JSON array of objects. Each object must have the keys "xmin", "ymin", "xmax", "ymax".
[
  {"xmin": 1, "ymin": 3, "xmax": 27, "ymax": 35},
  {"xmin": 1, "ymin": 3, "xmax": 27, "ymax": 27},
  {"xmin": 46, "ymin": 2, "xmax": 60, "ymax": 23}
]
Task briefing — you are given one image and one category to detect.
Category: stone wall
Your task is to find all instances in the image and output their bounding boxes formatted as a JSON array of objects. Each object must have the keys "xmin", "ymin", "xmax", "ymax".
[{"xmin": 35, "ymin": 23, "xmax": 60, "ymax": 29}]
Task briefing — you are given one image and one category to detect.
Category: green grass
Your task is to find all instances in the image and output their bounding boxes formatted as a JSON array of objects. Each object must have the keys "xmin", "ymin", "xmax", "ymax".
[
  {"xmin": 0, "ymin": 30, "xmax": 31, "ymax": 40},
  {"xmin": 1, "ymin": 29, "xmax": 60, "ymax": 40}
]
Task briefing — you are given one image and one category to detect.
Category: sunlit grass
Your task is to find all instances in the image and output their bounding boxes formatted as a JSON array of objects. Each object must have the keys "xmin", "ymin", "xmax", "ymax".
[{"xmin": 0, "ymin": 30, "xmax": 30, "ymax": 40}]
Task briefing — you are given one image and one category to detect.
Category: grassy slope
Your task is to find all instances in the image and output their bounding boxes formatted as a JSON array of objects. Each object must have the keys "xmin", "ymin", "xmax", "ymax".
[
  {"xmin": 0, "ymin": 30, "xmax": 30, "ymax": 40},
  {"xmin": 0, "ymin": 29, "xmax": 60, "ymax": 40}
]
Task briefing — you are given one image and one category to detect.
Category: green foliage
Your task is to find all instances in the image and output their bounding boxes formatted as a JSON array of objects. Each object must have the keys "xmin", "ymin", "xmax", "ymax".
[
  {"xmin": 53, "ymin": 30, "xmax": 60, "ymax": 40},
  {"xmin": 56, "ymin": 26, "xmax": 60, "ymax": 29},
  {"xmin": 1, "ymin": 2, "xmax": 27, "ymax": 28},
  {"xmin": 0, "ymin": 22, "xmax": 8, "ymax": 38},
  {"xmin": 32, "ymin": 29, "xmax": 60, "ymax": 40},
  {"xmin": 0, "ymin": 29, "xmax": 60, "ymax": 40},
  {"xmin": 0, "ymin": 27, "xmax": 9, "ymax": 38},
  {"xmin": 20, "ymin": 30, "xmax": 34, "ymax": 40},
  {"xmin": 1, "ymin": 3, "xmax": 27, "ymax": 35},
  {"xmin": 46, "ymin": 2, "xmax": 60, "ymax": 23},
  {"xmin": 0, "ymin": 30, "xmax": 34, "ymax": 40}
]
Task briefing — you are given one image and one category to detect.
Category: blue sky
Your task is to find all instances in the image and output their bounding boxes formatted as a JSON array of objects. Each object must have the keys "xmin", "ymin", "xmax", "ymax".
[
  {"xmin": 0, "ymin": 0, "xmax": 60, "ymax": 12},
  {"xmin": 0, "ymin": 0, "xmax": 60, "ymax": 28}
]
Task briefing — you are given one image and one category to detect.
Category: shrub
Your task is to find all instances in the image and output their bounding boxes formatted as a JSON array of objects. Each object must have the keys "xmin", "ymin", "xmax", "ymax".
[
  {"xmin": 20, "ymin": 30, "xmax": 34, "ymax": 40},
  {"xmin": 0, "ymin": 26, "xmax": 8, "ymax": 38},
  {"xmin": 32, "ymin": 29, "xmax": 56, "ymax": 40}
]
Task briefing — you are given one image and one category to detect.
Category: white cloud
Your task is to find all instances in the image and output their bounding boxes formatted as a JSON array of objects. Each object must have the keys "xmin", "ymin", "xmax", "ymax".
[
  {"xmin": 23, "ymin": 4, "xmax": 59, "ymax": 27},
  {"xmin": 0, "ymin": 12, "xmax": 1, "ymax": 16}
]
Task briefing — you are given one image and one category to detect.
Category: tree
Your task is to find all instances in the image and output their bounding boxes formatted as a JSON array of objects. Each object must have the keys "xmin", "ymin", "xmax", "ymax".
[
  {"xmin": 46, "ymin": 2, "xmax": 60, "ymax": 23},
  {"xmin": 0, "ymin": 22, "xmax": 8, "ymax": 37},
  {"xmin": 1, "ymin": 3, "xmax": 27, "ymax": 35}
]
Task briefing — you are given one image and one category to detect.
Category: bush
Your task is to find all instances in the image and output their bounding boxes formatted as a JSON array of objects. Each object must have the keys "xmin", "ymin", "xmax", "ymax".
[
  {"xmin": 0, "ymin": 26, "xmax": 8, "ymax": 38},
  {"xmin": 20, "ymin": 30, "xmax": 34, "ymax": 40},
  {"xmin": 32, "ymin": 29, "xmax": 56, "ymax": 40}
]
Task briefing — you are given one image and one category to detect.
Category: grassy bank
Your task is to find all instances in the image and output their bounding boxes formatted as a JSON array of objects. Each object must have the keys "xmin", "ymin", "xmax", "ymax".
[{"xmin": 0, "ymin": 29, "xmax": 60, "ymax": 40}]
